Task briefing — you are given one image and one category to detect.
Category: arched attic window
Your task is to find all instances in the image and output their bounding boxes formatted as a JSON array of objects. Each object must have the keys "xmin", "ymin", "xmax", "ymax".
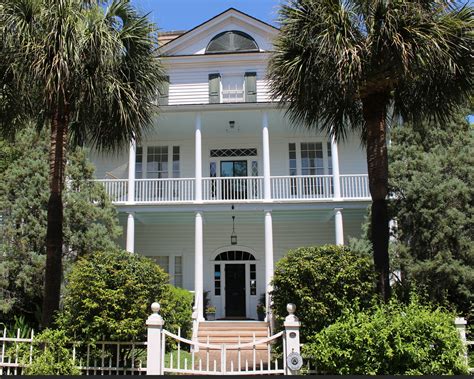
[
  {"xmin": 205, "ymin": 30, "xmax": 259, "ymax": 54},
  {"xmin": 215, "ymin": 250, "xmax": 256, "ymax": 261}
]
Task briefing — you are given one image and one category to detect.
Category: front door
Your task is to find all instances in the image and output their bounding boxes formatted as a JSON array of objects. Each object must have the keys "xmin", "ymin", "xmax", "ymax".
[
  {"xmin": 225, "ymin": 264, "xmax": 246, "ymax": 318},
  {"xmin": 220, "ymin": 160, "xmax": 248, "ymax": 199}
]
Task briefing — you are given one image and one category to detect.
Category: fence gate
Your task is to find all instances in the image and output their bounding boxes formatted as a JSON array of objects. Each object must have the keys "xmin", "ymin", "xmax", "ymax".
[{"xmin": 146, "ymin": 302, "xmax": 302, "ymax": 375}]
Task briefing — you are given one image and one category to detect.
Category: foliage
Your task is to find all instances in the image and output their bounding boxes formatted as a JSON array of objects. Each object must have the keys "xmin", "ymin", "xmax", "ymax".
[
  {"xmin": 57, "ymin": 249, "xmax": 173, "ymax": 342},
  {"xmin": 389, "ymin": 109, "xmax": 474, "ymax": 316},
  {"xmin": 159, "ymin": 286, "xmax": 193, "ymax": 339},
  {"xmin": 0, "ymin": 0, "xmax": 166, "ymax": 326},
  {"xmin": 271, "ymin": 245, "xmax": 376, "ymax": 342},
  {"xmin": 303, "ymin": 298, "xmax": 468, "ymax": 375},
  {"xmin": 17, "ymin": 329, "xmax": 80, "ymax": 375},
  {"xmin": 268, "ymin": 0, "xmax": 473, "ymax": 302},
  {"xmin": 0, "ymin": 127, "xmax": 120, "ymax": 325}
]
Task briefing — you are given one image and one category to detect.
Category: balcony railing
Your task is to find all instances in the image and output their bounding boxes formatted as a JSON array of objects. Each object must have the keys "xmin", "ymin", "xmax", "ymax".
[
  {"xmin": 95, "ymin": 175, "xmax": 370, "ymax": 204},
  {"xmin": 203, "ymin": 176, "xmax": 263, "ymax": 201}
]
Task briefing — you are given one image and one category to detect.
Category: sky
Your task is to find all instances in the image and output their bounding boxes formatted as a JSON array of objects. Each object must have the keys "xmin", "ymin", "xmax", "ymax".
[{"xmin": 129, "ymin": 0, "xmax": 282, "ymax": 32}]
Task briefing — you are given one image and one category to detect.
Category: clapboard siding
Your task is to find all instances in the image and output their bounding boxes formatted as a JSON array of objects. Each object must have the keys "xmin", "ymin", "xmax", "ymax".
[{"xmin": 167, "ymin": 65, "xmax": 272, "ymax": 105}]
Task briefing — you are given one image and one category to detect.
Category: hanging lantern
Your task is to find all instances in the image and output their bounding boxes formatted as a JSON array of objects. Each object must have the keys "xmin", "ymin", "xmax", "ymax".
[{"xmin": 231, "ymin": 215, "xmax": 237, "ymax": 245}]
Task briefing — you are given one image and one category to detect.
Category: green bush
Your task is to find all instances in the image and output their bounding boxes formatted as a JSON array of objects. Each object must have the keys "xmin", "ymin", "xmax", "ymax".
[
  {"xmin": 18, "ymin": 329, "xmax": 80, "ymax": 375},
  {"xmin": 303, "ymin": 298, "xmax": 468, "ymax": 375},
  {"xmin": 271, "ymin": 245, "xmax": 375, "ymax": 342},
  {"xmin": 160, "ymin": 285, "xmax": 193, "ymax": 339},
  {"xmin": 56, "ymin": 249, "xmax": 170, "ymax": 341}
]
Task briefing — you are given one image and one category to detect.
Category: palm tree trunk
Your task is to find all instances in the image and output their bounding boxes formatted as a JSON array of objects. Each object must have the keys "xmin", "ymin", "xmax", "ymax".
[
  {"xmin": 42, "ymin": 110, "xmax": 68, "ymax": 327},
  {"xmin": 362, "ymin": 93, "xmax": 391, "ymax": 302}
]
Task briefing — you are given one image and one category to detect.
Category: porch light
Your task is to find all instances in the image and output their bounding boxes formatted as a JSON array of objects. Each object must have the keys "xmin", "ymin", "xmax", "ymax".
[{"xmin": 231, "ymin": 216, "xmax": 237, "ymax": 245}]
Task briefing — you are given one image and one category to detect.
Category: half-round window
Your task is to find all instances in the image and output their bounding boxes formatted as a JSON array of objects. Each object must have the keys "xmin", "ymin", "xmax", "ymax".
[
  {"xmin": 215, "ymin": 250, "xmax": 256, "ymax": 261},
  {"xmin": 205, "ymin": 30, "xmax": 259, "ymax": 54}
]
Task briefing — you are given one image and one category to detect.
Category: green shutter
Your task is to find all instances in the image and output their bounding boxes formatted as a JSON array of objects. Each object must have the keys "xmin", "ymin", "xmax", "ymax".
[
  {"xmin": 158, "ymin": 76, "xmax": 169, "ymax": 106},
  {"xmin": 244, "ymin": 72, "xmax": 257, "ymax": 102},
  {"xmin": 209, "ymin": 73, "xmax": 220, "ymax": 103}
]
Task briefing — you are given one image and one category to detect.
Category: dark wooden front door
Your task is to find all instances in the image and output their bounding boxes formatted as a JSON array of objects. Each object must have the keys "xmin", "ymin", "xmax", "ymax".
[{"xmin": 225, "ymin": 264, "xmax": 246, "ymax": 318}]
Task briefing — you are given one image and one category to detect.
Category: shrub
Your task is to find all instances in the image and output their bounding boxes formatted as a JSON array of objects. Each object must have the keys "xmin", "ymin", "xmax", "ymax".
[
  {"xmin": 160, "ymin": 285, "xmax": 193, "ymax": 339},
  {"xmin": 271, "ymin": 245, "xmax": 375, "ymax": 342},
  {"xmin": 18, "ymin": 329, "xmax": 80, "ymax": 375},
  {"xmin": 303, "ymin": 298, "xmax": 468, "ymax": 375},
  {"xmin": 56, "ymin": 249, "xmax": 170, "ymax": 341}
]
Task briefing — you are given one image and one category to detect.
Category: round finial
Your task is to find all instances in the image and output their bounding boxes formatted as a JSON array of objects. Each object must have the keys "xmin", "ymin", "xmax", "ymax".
[
  {"xmin": 151, "ymin": 302, "xmax": 160, "ymax": 313},
  {"xmin": 287, "ymin": 303, "xmax": 296, "ymax": 315}
]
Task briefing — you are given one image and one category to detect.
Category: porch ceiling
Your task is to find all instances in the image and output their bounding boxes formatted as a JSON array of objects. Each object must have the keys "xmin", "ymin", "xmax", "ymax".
[
  {"xmin": 144, "ymin": 107, "xmax": 326, "ymax": 140},
  {"xmin": 118, "ymin": 208, "xmax": 368, "ymax": 225}
]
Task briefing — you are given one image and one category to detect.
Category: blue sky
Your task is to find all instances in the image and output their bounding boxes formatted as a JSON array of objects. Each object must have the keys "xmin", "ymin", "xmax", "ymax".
[{"xmin": 130, "ymin": 0, "xmax": 282, "ymax": 31}]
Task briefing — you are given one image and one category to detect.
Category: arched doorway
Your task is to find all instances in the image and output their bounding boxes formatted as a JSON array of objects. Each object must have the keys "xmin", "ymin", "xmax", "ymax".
[{"xmin": 212, "ymin": 249, "xmax": 257, "ymax": 319}]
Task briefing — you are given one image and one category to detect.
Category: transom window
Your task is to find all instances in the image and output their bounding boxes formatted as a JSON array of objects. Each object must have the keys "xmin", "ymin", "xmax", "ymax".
[
  {"xmin": 206, "ymin": 30, "xmax": 259, "ymax": 54},
  {"xmin": 215, "ymin": 251, "xmax": 256, "ymax": 261},
  {"xmin": 210, "ymin": 148, "xmax": 257, "ymax": 158}
]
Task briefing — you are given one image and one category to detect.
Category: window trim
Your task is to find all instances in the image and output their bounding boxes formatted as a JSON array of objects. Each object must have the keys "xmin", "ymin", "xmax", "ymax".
[
  {"xmin": 288, "ymin": 140, "xmax": 333, "ymax": 176},
  {"xmin": 136, "ymin": 144, "xmax": 181, "ymax": 179}
]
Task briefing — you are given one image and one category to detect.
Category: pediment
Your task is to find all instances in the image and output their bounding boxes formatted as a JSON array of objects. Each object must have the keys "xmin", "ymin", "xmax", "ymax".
[{"xmin": 159, "ymin": 8, "xmax": 279, "ymax": 56}]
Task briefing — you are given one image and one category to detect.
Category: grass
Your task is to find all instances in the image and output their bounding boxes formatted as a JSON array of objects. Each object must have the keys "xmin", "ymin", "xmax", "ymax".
[{"xmin": 164, "ymin": 349, "xmax": 193, "ymax": 369}]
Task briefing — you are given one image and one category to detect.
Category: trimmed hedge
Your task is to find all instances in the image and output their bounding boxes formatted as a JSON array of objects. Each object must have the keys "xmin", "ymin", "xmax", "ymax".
[
  {"xmin": 271, "ymin": 245, "xmax": 376, "ymax": 342},
  {"xmin": 303, "ymin": 298, "xmax": 468, "ymax": 375}
]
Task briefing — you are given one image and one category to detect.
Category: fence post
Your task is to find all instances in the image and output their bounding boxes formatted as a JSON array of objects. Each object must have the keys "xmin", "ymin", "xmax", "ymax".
[
  {"xmin": 284, "ymin": 303, "xmax": 301, "ymax": 375},
  {"xmin": 146, "ymin": 302, "xmax": 164, "ymax": 375},
  {"xmin": 455, "ymin": 317, "xmax": 468, "ymax": 367}
]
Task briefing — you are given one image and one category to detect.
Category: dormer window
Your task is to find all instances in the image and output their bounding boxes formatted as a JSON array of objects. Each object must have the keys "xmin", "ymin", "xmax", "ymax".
[{"xmin": 205, "ymin": 30, "xmax": 259, "ymax": 54}]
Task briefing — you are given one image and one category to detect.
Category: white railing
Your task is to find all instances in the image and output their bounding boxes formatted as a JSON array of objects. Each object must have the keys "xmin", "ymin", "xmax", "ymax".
[
  {"xmin": 203, "ymin": 177, "xmax": 263, "ymax": 201},
  {"xmin": 271, "ymin": 175, "xmax": 333, "ymax": 200},
  {"xmin": 95, "ymin": 179, "xmax": 128, "ymax": 203},
  {"xmin": 135, "ymin": 178, "xmax": 194, "ymax": 203},
  {"xmin": 0, "ymin": 328, "xmax": 146, "ymax": 376},
  {"xmin": 95, "ymin": 175, "xmax": 371, "ymax": 204},
  {"xmin": 340, "ymin": 174, "xmax": 369, "ymax": 199}
]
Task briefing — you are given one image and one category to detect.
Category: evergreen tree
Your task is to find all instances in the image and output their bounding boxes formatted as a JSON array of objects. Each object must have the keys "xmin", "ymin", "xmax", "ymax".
[
  {"xmin": 389, "ymin": 110, "xmax": 473, "ymax": 316},
  {"xmin": 0, "ymin": 127, "xmax": 121, "ymax": 325}
]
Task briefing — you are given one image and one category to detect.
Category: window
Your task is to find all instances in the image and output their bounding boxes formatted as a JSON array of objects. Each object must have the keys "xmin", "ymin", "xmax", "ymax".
[
  {"xmin": 250, "ymin": 264, "xmax": 256, "ymax": 295},
  {"xmin": 215, "ymin": 251, "xmax": 256, "ymax": 261},
  {"xmin": 205, "ymin": 30, "xmax": 259, "ymax": 54},
  {"xmin": 210, "ymin": 148, "xmax": 257, "ymax": 158},
  {"xmin": 222, "ymin": 75, "xmax": 244, "ymax": 103},
  {"xmin": 136, "ymin": 146, "xmax": 143, "ymax": 179},
  {"xmin": 301, "ymin": 142, "xmax": 324, "ymax": 175},
  {"xmin": 174, "ymin": 256, "xmax": 183, "ymax": 288},
  {"xmin": 327, "ymin": 142, "xmax": 333, "ymax": 175},
  {"xmin": 214, "ymin": 264, "xmax": 221, "ymax": 296},
  {"xmin": 147, "ymin": 256, "xmax": 182, "ymax": 287},
  {"xmin": 136, "ymin": 146, "xmax": 180, "ymax": 179}
]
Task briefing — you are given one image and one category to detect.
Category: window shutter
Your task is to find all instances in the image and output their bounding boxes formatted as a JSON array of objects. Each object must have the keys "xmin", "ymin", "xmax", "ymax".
[
  {"xmin": 158, "ymin": 76, "xmax": 170, "ymax": 106},
  {"xmin": 209, "ymin": 73, "xmax": 221, "ymax": 103},
  {"xmin": 244, "ymin": 72, "xmax": 257, "ymax": 102}
]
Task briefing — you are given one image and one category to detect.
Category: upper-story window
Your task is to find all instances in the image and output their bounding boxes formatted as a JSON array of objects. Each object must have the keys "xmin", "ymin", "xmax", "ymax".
[
  {"xmin": 205, "ymin": 30, "xmax": 259, "ymax": 54},
  {"xmin": 209, "ymin": 72, "xmax": 257, "ymax": 103},
  {"xmin": 289, "ymin": 142, "xmax": 332, "ymax": 176},
  {"xmin": 135, "ymin": 145, "xmax": 180, "ymax": 178}
]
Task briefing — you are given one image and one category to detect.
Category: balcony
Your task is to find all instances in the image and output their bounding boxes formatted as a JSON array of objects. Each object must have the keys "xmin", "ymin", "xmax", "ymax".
[{"xmin": 94, "ymin": 174, "xmax": 370, "ymax": 204}]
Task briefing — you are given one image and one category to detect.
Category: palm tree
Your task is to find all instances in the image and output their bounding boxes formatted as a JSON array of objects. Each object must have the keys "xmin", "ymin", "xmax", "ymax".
[
  {"xmin": 268, "ymin": 0, "xmax": 473, "ymax": 301},
  {"xmin": 0, "ymin": 0, "xmax": 165, "ymax": 326}
]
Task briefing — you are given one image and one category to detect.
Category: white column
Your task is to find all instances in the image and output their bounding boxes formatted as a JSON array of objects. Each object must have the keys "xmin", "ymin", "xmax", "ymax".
[
  {"xmin": 331, "ymin": 136, "xmax": 341, "ymax": 199},
  {"xmin": 194, "ymin": 211, "xmax": 204, "ymax": 321},
  {"xmin": 126, "ymin": 212, "xmax": 135, "ymax": 253},
  {"xmin": 195, "ymin": 113, "xmax": 202, "ymax": 203},
  {"xmin": 262, "ymin": 111, "xmax": 271, "ymax": 201},
  {"xmin": 264, "ymin": 210, "xmax": 274, "ymax": 320},
  {"xmin": 128, "ymin": 139, "xmax": 136, "ymax": 203},
  {"xmin": 146, "ymin": 302, "xmax": 164, "ymax": 375},
  {"xmin": 334, "ymin": 208, "xmax": 344, "ymax": 245}
]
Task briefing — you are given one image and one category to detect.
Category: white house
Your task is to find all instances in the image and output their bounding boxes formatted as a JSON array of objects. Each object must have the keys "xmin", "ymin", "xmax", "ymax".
[{"xmin": 89, "ymin": 8, "xmax": 370, "ymax": 322}]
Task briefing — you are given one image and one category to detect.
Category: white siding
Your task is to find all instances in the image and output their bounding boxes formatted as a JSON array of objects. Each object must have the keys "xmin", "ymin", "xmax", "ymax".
[{"xmin": 88, "ymin": 148, "xmax": 129, "ymax": 179}]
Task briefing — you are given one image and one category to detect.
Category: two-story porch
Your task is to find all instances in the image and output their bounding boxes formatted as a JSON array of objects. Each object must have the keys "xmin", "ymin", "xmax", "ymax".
[{"xmin": 89, "ymin": 104, "xmax": 371, "ymax": 321}]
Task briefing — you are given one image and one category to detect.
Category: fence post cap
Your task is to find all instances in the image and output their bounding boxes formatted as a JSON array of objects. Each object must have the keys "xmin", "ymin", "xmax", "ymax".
[
  {"xmin": 147, "ymin": 302, "xmax": 164, "ymax": 326},
  {"xmin": 455, "ymin": 317, "xmax": 467, "ymax": 326},
  {"xmin": 284, "ymin": 303, "xmax": 300, "ymax": 326}
]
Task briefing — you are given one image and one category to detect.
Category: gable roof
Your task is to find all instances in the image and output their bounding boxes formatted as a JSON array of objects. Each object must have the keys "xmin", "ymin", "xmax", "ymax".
[{"xmin": 159, "ymin": 8, "xmax": 279, "ymax": 55}]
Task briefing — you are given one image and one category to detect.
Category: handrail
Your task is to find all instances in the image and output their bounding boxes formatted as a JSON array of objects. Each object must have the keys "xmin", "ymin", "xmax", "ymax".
[{"xmin": 163, "ymin": 329, "xmax": 284, "ymax": 350}]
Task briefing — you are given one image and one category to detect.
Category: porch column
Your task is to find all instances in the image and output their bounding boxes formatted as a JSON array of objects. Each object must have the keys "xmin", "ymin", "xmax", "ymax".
[
  {"xmin": 264, "ymin": 210, "xmax": 274, "ymax": 321},
  {"xmin": 128, "ymin": 139, "xmax": 136, "ymax": 203},
  {"xmin": 194, "ymin": 211, "xmax": 204, "ymax": 321},
  {"xmin": 331, "ymin": 136, "xmax": 341, "ymax": 199},
  {"xmin": 262, "ymin": 111, "xmax": 271, "ymax": 201},
  {"xmin": 126, "ymin": 212, "xmax": 135, "ymax": 253},
  {"xmin": 195, "ymin": 113, "xmax": 202, "ymax": 203},
  {"xmin": 334, "ymin": 208, "xmax": 344, "ymax": 245}
]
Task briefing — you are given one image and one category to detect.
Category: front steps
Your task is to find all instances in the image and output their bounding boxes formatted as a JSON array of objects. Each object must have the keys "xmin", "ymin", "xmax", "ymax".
[{"xmin": 196, "ymin": 321, "xmax": 272, "ymax": 371}]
